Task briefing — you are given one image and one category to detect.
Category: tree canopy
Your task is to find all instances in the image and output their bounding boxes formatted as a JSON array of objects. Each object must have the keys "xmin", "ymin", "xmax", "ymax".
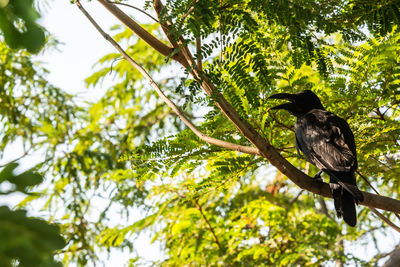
[{"xmin": 1, "ymin": 0, "xmax": 400, "ymax": 266}]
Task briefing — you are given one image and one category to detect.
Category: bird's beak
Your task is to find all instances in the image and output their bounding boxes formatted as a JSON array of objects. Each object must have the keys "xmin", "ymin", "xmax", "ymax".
[
  {"xmin": 269, "ymin": 103, "xmax": 294, "ymax": 110},
  {"xmin": 268, "ymin": 93, "xmax": 295, "ymax": 110},
  {"xmin": 267, "ymin": 93, "xmax": 295, "ymax": 101}
]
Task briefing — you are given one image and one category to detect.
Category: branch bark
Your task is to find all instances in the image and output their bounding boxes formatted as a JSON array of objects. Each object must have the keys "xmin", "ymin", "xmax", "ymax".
[
  {"xmin": 78, "ymin": 0, "xmax": 400, "ymax": 217},
  {"xmin": 97, "ymin": 0, "xmax": 190, "ymax": 67}
]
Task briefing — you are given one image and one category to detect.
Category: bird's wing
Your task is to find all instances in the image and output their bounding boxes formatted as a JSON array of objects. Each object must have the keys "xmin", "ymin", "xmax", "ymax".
[{"xmin": 295, "ymin": 110, "xmax": 357, "ymax": 172}]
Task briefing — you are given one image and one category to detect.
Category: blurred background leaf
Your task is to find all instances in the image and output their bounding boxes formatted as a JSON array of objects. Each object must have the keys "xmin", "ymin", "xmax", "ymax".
[
  {"xmin": 0, "ymin": 0, "xmax": 45, "ymax": 53},
  {"xmin": 0, "ymin": 163, "xmax": 65, "ymax": 267}
]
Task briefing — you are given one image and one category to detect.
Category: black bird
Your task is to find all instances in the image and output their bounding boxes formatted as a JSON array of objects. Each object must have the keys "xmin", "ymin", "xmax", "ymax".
[{"xmin": 268, "ymin": 90, "xmax": 363, "ymax": 226}]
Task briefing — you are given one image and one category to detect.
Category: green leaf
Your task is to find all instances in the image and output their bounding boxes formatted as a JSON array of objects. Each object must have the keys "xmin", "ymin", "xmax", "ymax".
[{"xmin": 0, "ymin": 206, "xmax": 65, "ymax": 267}]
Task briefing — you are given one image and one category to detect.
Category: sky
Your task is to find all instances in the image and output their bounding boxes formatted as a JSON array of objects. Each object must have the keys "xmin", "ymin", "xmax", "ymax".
[{"xmin": 2, "ymin": 0, "xmax": 400, "ymax": 266}]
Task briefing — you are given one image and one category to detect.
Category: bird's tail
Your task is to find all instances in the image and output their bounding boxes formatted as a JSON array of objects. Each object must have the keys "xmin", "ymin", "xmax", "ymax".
[{"xmin": 330, "ymin": 183, "xmax": 357, "ymax": 227}]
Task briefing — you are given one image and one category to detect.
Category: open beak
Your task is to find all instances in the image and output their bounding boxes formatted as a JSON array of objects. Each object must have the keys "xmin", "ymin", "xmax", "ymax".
[
  {"xmin": 268, "ymin": 93, "xmax": 295, "ymax": 110},
  {"xmin": 268, "ymin": 93, "xmax": 295, "ymax": 100}
]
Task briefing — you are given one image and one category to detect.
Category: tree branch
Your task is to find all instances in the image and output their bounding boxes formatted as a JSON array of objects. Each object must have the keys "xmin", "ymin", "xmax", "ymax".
[
  {"xmin": 0, "ymin": 146, "xmax": 33, "ymax": 167},
  {"xmin": 357, "ymin": 170, "xmax": 400, "ymax": 225},
  {"xmin": 196, "ymin": 36, "xmax": 202, "ymax": 71},
  {"xmin": 382, "ymin": 246, "xmax": 400, "ymax": 267},
  {"xmin": 97, "ymin": 0, "xmax": 189, "ymax": 67},
  {"xmin": 109, "ymin": 1, "xmax": 160, "ymax": 24},
  {"xmin": 97, "ymin": 1, "xmax": 262, "ymax": 146},
  {"xmin": 370, "ymin": 207, "xmax": 400, "ymax": 233},
  {"xmin": 180, "ymin": 0, "xmax": 199, "ymax": 23},
  {"xmin": 318, "ymin": 196, "xmax": 335, "ymax": 221},
  {"xmin": 195, "ymin": 199, "xmax": 222, "ymax": 250}
]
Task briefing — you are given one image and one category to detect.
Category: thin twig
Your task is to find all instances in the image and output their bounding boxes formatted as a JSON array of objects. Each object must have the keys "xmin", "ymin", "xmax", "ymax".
[
  {"xmin": 180, "ymin": 0, "xmax": 199, "ymax": 23},
  {"xmin": 196, "ymin": 36, "xmax": 202, "ymax": 71},
  {"xmin": 357, "ymin": 170, "xmax": 400, "ymax": 222},
  {"xmin": 318, "ymin": 196, "xmax": 335, "ymax": 221},
  {"xmin": 130, "ymin": 148, "xmax": 222, "ymax": 164},
  {"xmin": 370, "ymin": 207, "xmax": 400, "ymax": 233},
  {"xmin": 0, "ymin": 147, "xmax": 33, "ymax": 167},
  {"xmin": 195, "ymin": 199, "xmax": 222, "ymax": 250},
  {"xmin": 107, "ymin": 1, "xmax": 159, "ymax": 23},
  {"xmin": 268, "ymin": 110, "xmax": 295, "ymax": 132},
  {"xmin": 356, "ymin": 170, "xmax": 380, "ymax": 195},
  {"xmin": 288, "ymin": 189, "xmax": 304, "ymax": 206}
]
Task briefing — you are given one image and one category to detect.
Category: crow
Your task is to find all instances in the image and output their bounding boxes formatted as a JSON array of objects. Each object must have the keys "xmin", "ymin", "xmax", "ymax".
[{"xmin": 268, "ymin": 90, "xmax": 363, "ymax": 226}]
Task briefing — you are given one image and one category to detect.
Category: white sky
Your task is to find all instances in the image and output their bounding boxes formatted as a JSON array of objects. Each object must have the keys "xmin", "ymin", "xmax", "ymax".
[{"xmin": 3, "ymin": 0, "xmax": 399, "ymax": 266}]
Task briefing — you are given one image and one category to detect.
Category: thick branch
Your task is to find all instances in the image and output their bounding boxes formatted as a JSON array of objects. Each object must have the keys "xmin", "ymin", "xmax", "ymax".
[
  {"xmin": 75, "ymin": 0, "xmax": 260, "ymax": 157},
  {"xmin": 97, "ymin": 0, "xmax": 189, "ymax": 67}
]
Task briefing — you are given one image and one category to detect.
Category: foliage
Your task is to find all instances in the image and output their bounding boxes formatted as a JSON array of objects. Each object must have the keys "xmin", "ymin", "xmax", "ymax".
[
  {"xmin": 0, "ymin": 163, "xmax": 65, "ymax": 267},
  {"xmin": 0, "ymin": 40, "xmax": 73, "ymax": 265},
  {"xmin": 1, "ymin": 0, "xmax": 400, "ymax": 266},
  {"xmin": 0, "ymin": 41, "xmax": 78, "ymax": 160}
]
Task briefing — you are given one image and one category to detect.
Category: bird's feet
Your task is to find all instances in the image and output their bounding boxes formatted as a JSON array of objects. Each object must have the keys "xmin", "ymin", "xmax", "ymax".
[{"xmin": 313, "ymin": 170, "xmax": 323, "ymax": 182}]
